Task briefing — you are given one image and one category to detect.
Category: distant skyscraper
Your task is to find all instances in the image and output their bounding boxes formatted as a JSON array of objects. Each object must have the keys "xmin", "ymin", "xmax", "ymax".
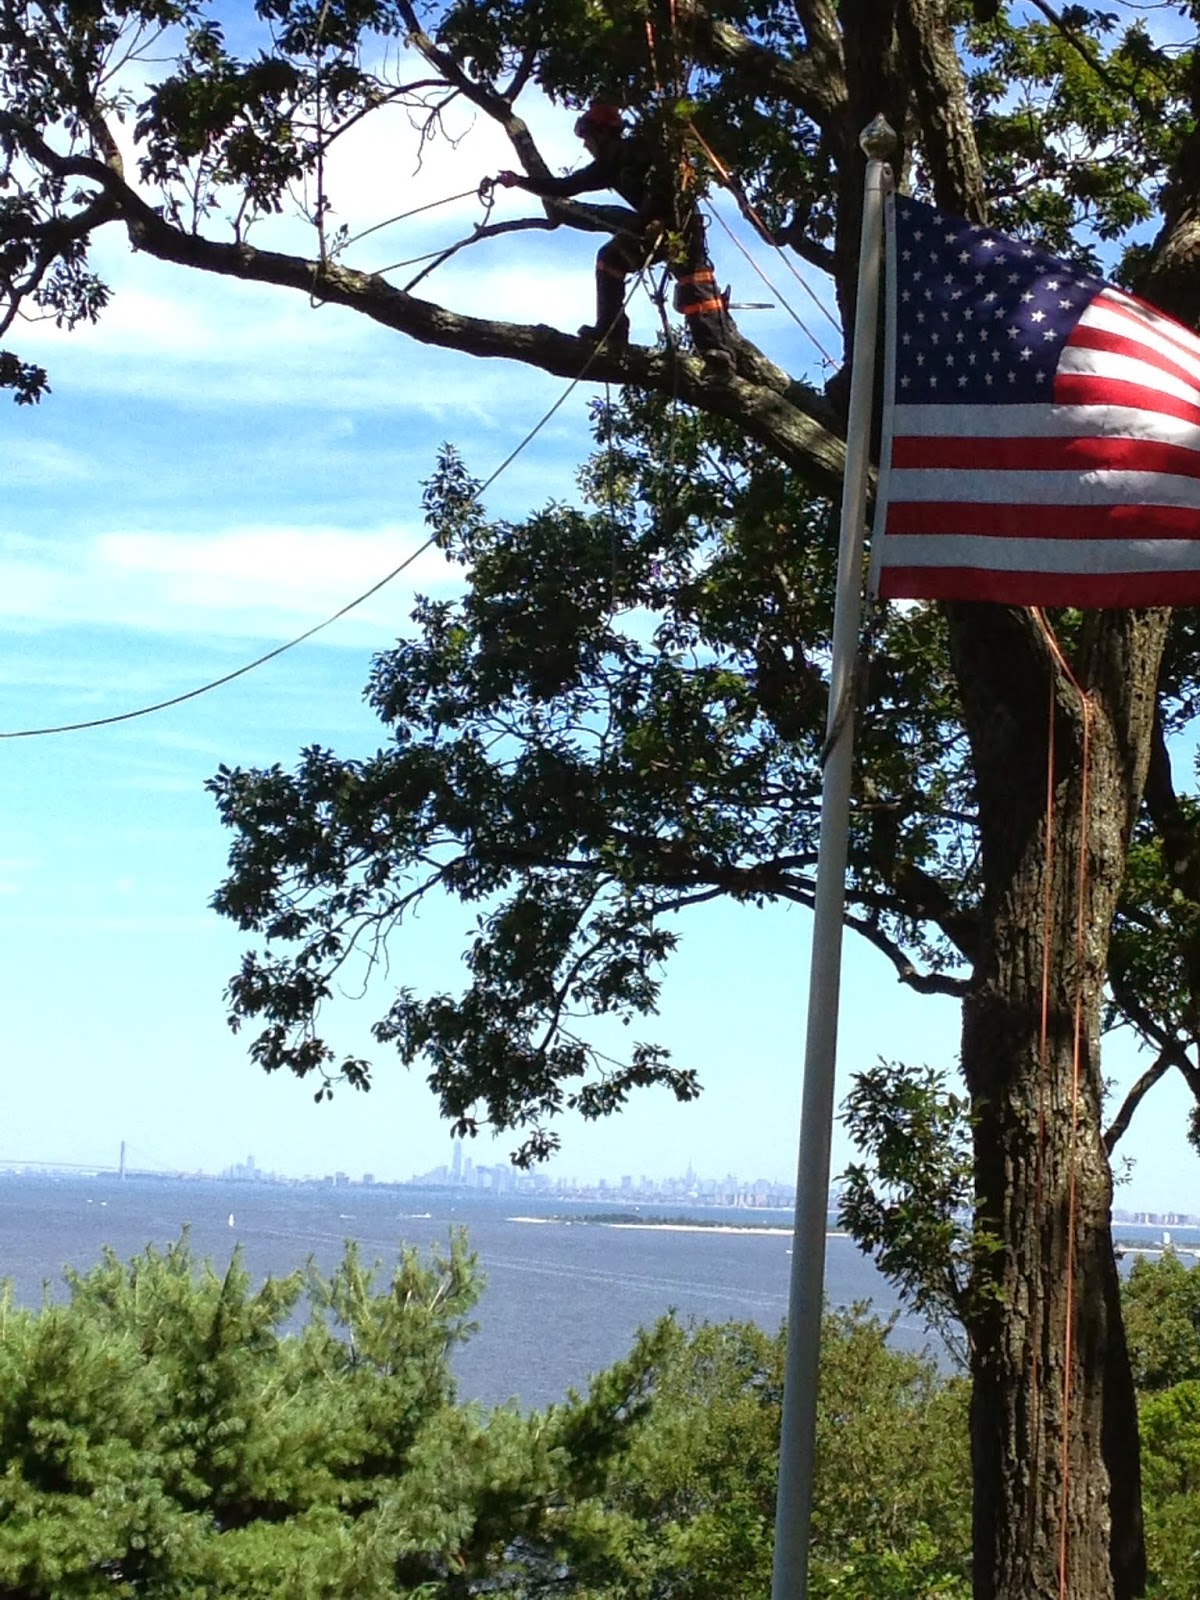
[{"xmin": 451, "ymin": 1137, "xmax": 463, "ymax": 1182}]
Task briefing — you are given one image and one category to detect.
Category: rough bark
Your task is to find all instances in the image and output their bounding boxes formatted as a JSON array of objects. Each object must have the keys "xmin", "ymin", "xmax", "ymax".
[{"xmin": 949, "ymin": 605, "xmax": 1166, "ymax": 1600}]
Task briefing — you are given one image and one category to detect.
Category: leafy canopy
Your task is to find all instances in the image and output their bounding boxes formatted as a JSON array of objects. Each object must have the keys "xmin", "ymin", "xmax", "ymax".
[
  {"xmin": 0, "ymin": 1223, "xmax": 973, "ymax": 1599},
  {"xmin": 209, "ymin": 401, "xmax": 970, "ymax": 1161}
]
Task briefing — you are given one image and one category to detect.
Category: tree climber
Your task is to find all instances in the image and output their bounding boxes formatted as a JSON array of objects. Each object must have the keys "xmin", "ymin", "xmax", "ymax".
[{"xmin": 495, "ymin": 102, "xmax": 735, "ymax": 380}]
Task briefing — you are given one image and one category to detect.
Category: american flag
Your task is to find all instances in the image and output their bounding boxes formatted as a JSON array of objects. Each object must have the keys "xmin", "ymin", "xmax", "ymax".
[{"xmin": 873, "ymin": 195, "xmax": 1200, "ymax": 607}]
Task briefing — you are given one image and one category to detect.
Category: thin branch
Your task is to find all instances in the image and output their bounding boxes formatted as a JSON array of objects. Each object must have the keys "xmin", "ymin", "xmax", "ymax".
[
  {"xmin": 842, "ymin": 910, "xmax": 970, "ymax": 998},
  {"xmin": 502, "ymin": 40, "xmax": 539, "ymax": 102},
  {"xmin": 397, "ymin": 214, "xmax": 563, "ymax": 292},
  {"xmin": 396, "ymin": 0, "xmax": 541, "ymax": 162}
]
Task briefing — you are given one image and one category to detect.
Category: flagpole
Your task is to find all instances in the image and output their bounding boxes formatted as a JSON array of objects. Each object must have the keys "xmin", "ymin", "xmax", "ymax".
[{"xmin": 771, "ymin": 116, "xmax": 896, "ymax": 1600}]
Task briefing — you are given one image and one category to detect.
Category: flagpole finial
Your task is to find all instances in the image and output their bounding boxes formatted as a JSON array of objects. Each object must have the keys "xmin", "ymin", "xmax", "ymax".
[{"xmin": 860, "ymin": 115, "xmax": 898, "ymax": 161}]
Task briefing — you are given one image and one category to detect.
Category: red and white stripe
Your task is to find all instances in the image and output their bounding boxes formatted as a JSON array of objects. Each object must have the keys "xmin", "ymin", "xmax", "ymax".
[{"xmin": 878, "ymin": 288, "xmax": 1200, "ymax": 605}]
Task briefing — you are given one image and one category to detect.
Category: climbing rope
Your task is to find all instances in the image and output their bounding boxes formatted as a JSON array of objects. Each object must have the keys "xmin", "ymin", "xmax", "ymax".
[
  {"xmin": 705, "ymin": 201, "xmax": 837, "ymax": 369},
  {"xmin": 309, "ymin": 0, "xmax": 333, "ymax": 306},
  {"xmin": 686, "ymin": 121, "xmax": 843, "ymax": 341},
  {"xmin": 344, "ymin": 186, "xmax": 490, "ymax": 254},
  {"xmin": 1, "ymin": 272, "xmax": 649, "ymax": 741},
  {"xmin": 1029, "ymin": 606, "xmax": 1094, "ymax": 1600},
  {"xmin": 1027, "ymin": 634, "xmax": 1058, "ymax": 1564}
]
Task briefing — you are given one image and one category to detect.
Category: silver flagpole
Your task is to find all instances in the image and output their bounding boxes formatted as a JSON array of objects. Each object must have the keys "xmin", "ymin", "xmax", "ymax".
[{"xmin": 770, "ymin": 115, "xmax": 897, "ymax": 1600}]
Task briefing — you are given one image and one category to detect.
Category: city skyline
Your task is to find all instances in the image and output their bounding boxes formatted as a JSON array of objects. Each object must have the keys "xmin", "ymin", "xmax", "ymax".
[
  {"xmin": 2, "ymin": 1151, "xmax": 1197, "ymax": 1236},
  {"xmin": 0, "ymin": 1137, "xmax": 803, "ymax": 1197}
]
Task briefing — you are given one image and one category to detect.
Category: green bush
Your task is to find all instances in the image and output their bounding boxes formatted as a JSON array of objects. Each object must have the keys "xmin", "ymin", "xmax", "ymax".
[
  {"xmin": 0, "ymin": 1232, "xmax": 975, "ymax": 1598},
  {"xmin": 0, "ymin": 1232, "xmax": 663, "ymax": 1598}
]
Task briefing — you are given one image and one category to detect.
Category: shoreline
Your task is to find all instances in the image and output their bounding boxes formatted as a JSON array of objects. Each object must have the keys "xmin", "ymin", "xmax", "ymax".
[{"xmin": 509, "ymin": 1216, "xmax": 851, "ymax": 1238}]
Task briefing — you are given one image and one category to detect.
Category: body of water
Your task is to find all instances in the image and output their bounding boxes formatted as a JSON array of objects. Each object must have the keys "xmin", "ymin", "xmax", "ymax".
[{"xmin": 0, "ymin": 1175, "xmax": 922, "ymax": 1408}]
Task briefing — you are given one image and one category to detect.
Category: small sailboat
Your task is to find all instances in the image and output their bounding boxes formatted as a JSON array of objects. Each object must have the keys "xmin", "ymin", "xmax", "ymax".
[{"xmin": 228, "ymin": 1213, "xmax": 235, "ymax": 1228}]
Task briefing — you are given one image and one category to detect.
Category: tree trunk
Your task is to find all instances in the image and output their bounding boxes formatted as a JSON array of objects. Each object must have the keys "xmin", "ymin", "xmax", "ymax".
[{"xmin": 948, "ymin": 604, "xmax": 1167, "ymax": 1600}]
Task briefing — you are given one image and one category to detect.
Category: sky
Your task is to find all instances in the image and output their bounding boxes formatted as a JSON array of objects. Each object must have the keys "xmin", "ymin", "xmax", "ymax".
[{"xmin": 2, "ymin": 19, "xmax": 1197, "ymax": 1210}]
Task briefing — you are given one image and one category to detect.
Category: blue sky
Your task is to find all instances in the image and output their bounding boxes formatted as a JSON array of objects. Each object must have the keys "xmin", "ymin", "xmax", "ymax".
[{"xmin": 2, "ymin": 74, "xmax": 1196, "ymax": 1210}]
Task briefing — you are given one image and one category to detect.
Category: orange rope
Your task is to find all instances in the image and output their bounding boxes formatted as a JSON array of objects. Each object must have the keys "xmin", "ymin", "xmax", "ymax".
[
  {"xmin": 1059, "ymin": 692, "xmax": 1091, "ymax": 1600},
  {"xmin": 686, "ymin": 121, "xmax": 843, "ymax": 337},
  {"xmin": 644, "ymin": 16, "xmax": 663, "ymax": 93},
  {"xmin": 1031, "ymin": 610, "xmax": 1093, "ymax": 1600},
  {"xmin": 1027, "ymin": 658, "xmax": 1057, "ymax": 1550}
]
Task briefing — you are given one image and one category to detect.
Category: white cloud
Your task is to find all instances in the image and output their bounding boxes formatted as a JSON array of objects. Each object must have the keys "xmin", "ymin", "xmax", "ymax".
[
  {"xmin": 0, "ymin": 438, "xmax": 100, "ymax": 488},
  {"xmin": 0, "ymin": 522, "xmax": 460, "ymax": 644}
]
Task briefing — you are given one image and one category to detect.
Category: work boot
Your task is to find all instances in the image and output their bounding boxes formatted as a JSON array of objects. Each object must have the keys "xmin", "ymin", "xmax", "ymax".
[{"xmin": 578, "ymin": 313, "xmax": 630, "ymax": 350}]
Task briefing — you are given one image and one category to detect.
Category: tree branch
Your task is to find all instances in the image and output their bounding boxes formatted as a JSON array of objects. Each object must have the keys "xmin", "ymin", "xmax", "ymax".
[
  {"xmin": 0, "ymin": 110, "xmax": 848, "ymax": 493},
  {"xmin": 677, "ymin": 0, "xmax": 846, "ymax": 126},
  {"xmin": 1105, "ymin": 970, "xmax": 1200, "ymax": 1145},
  {"xmin": 396, "ymin": 0, "xmax": 546, "ymax": 172},
  {"xmin": 1142, "ymin": 710, "xmax": 1200, "ymax": 903},
  {"xmin": 1104, "ymin": 1047, "xmax": 1173, "ymax": 1155},
  {"xmin": 894, "ymin": 0, "xmax": 986, "ymax": 221},
  {"xmin": 842, "ymin": 910, "xmax": 971, "ymax": 997},
  {"xmin": 773, "ymin": 223, "xmax": 839, "ymax": 278}
]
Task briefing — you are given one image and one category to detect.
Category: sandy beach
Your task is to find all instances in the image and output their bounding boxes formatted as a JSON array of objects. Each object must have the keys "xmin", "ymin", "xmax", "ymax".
[{"xmin": 607, "ymin": 1221, "xmax": 793, "ymax": 1236}]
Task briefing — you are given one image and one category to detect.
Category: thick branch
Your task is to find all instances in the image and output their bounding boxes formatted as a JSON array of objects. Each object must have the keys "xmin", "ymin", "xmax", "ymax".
[
  {"xmin": 793, "ymin": 0, "xmax": 847, "ymax": 91},
  {"xmin": 1104, "ymin": 1047, "xmax": 1172, "ymax": 1155},
  {"xmin": 895, "ymin": 0, "xmax": 986, "ymax": 221},
  {"xmin": 677, "ymin": 1, "xmax": 846, "ymax": 126},
  {"xmin": 1, "ymin": 112, "xmax": 847, "ymax": 493}
]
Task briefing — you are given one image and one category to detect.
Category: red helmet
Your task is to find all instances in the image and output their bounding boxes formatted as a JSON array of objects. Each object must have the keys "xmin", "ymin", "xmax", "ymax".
[{"xmin": 574, "ymin": 102, "xmax": 623, "ymax": 139}]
